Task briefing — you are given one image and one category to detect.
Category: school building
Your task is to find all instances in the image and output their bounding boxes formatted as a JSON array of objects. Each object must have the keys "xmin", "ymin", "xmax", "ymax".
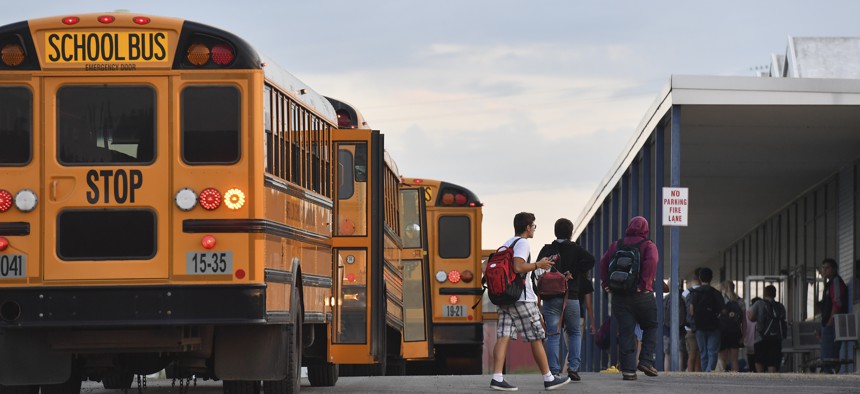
[{"xmin": 572, "ymin": 37, "xmax": 860, "ymax": 373}]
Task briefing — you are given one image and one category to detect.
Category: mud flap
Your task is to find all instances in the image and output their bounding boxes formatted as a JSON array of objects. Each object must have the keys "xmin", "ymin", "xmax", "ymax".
[
  {"xmin": 0, "ymin": 329, "xmax": 71, "ymax": 385},
  {"xmin": 213, "ymin": 325, "xmax": 289, "ymax": 380}
]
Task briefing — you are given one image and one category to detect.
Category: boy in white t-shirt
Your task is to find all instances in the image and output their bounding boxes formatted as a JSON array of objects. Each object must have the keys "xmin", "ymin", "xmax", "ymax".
[{"xmin": 490, "ymin": 212, "xmax": 570, "ymax": 392}]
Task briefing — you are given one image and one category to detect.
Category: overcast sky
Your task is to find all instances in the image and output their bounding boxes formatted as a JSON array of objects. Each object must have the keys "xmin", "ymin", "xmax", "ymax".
[{"xmin": 9, "ymin": 1, "xmax": 860, "ymax": 256}]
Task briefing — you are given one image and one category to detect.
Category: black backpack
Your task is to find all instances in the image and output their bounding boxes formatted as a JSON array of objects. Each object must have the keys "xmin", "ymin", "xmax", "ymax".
[
  {"xmin": 606, "ymin": 239, "xmax": 646, "ymax": 294},
  {"xmin": 719, "ymin": 300, "xmax": 743, "ymax": 335},
  {"xmin": 759, "ymin": 300, "xmax": 788, "ymax": 340},
  {"xmin": 691, "ymin": 287, "xmax": 721, "ymax": 331}
]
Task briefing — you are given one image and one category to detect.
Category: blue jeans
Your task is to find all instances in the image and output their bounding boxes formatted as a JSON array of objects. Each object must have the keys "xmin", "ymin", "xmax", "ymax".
[
  {"xmin": 541, "ymin": 296, "xmax": 581, "ymax": 374},
  {"xmin": 611, "ymin": 292, "xmax": 658, "ymax": 374},
  {"xmin": 696, "ymin": 330, "xmax": 721, "ymax": 372},
  {"xmin": 820, "ymin": 324, "xmax": 842, "ymax": 372}
]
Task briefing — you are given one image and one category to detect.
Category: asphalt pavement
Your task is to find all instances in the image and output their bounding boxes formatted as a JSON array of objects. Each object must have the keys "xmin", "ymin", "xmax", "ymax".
[{"xmin": 80, "ymin": 372, "xmax": 860, "ymax": 394}]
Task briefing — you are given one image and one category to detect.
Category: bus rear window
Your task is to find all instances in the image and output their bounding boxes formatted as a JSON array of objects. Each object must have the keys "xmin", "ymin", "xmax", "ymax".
[
  {"xmin": 0, "ymin": 87, "xmax": 32, "ymax": 165},
  {"xmin": 57, "ymin": 86, "xmax": 155, "ymax": 165},
  {"xmin": 182, "ymin": 86, "xmax": 240, "ymax": 164},
  {"xmin": 58, "ymin": 209, "xmax": 156, "ymax": 260},
  {"xmin": 438, "ymin": 216, "xmax": 471, "ymax": 259}
]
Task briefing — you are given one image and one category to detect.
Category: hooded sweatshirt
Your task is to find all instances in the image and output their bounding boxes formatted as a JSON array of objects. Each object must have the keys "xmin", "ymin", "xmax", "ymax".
[{"xmin": 599, "ymin": 216, "xmax": 659, "ymax": 293}]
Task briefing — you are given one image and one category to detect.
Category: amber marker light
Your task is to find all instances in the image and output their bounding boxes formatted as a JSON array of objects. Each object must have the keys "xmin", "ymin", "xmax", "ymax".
[
  {"xmin": 187, "ymin": 43, "xmax": 210, "ymax": 66},
  {"xmin": 1, "ymin": 44, "xmax": 25, "ymax": 67},
  {"xmin": 223, "ymin": 188, "xmax": 246, "ymax": 210},
  {"xmin": 461, "ymin": 270, "xmax": 474, "ymax": 283},
  {"xmin": 201, "ymin": 235, "xmax": 216, "ymax": 249}
]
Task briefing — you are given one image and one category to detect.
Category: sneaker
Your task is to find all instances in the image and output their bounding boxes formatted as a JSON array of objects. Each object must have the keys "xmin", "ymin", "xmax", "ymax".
[
  {"xmin": 567, "ymin": 370, "xmax": 581, "ymax": 381},
  {"xmin": 544, "ymin": 376, "xmax": 570, "ymax": 391},
  {"xmin": 622, "ymin": 372, "xmax": 637, "ymax": 381},
  {"xmin": 637, "ymin": 363, "xmax": 659, "ymax": 377},
  {"xmin": 490, "ymin": 379, "xmax": 518, "ymax": 391}
]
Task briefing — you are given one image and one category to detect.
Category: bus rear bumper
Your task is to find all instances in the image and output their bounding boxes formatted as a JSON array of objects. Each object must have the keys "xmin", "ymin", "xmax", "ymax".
[
  {"xmin": 433, "ymin": 323, "xmax": 483, "ymax": 345},
  {"xmin": 0, "ymin": 284, "xmax": 267, "ymax": 328}
]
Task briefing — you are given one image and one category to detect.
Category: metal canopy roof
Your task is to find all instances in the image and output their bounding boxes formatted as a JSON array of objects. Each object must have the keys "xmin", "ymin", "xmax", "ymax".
[{"xmin": 575, "ymin": 75, "xmax": 860, "ymax": 278}]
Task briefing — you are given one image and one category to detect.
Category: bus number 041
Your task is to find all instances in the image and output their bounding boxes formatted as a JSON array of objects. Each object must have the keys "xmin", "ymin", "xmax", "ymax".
[{"xmin": 0, "ymin": 255, "xmax": 25, "ymax": 278}]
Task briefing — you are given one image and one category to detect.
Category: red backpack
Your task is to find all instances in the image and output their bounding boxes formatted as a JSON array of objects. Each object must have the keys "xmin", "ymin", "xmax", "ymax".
[{"xmin": 484, "ymin": 238, "xmax": 526, "ymax": 306}]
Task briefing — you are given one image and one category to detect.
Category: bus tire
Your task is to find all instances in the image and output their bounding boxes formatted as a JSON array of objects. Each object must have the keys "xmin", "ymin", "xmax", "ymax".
[
  {"xmin": 0, "ymin": 385, "xmax": 38, "ymax": 394},
  {"xmin": 101, "ymin": 371, "xmax": 133, "ymax": 390},
  {"xmin": 307, "ymin": 362, "xmax": 338, "ymax": 387},
  {"xmin": 222, "ymin": 380, "xmax": 261, "ymax": 394},
  {"xmin": 264, "ymin": 301, "xmax": 302, "ymax": 394}
]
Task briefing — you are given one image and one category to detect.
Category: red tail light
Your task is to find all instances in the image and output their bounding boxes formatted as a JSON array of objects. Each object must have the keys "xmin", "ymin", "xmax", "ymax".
[
  {"xmin": 198, "ymin": 188, "xmax": 222, "ymax": 210},
  {"xmin": 448, "ymin": 270, "xmax": 461, "ymax": 284},
  {"xmin": 98, "ymin": 15, "xmax": 115, "ymax": 24},
  {"xmin": 201, "ymin": 235, "xmax": 216, "ymax": 249},
  {"xmin": 211, "ymin": 44, "xmax": 235, "ymax": 65},
  {"xmin": 132, "ymin": 16, "xmax": 151, "ymax": 25},
  {"xmin": 0, "ymin": 190, "xmax": 12, "ymax": 212},
  {"xmin": 61, "ymin": 17, "xmax": 80, "ymax": 25},
  {"xmin": 449, "ymin": 295, "xmax": 459, "ymax": 304},
  {"xmin": 0, "ymin": 237, "xmax": 8, "ymax": 251},
  {"xmin": 455, "ymin": 193, "xmax": 467, "ymax": 205}
]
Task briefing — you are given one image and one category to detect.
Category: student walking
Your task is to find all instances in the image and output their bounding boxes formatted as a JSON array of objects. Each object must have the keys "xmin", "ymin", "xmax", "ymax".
[
  {"xmin": 490, "ymin": 212, "xmax": 570, "ymax": 391},
  {"xmin": 536, "ymin": 218, "xmax": 595, "ymax": 381},
  {"xmin": 598, "ymin": 216, "xmax": 660, "ymax": 381}
]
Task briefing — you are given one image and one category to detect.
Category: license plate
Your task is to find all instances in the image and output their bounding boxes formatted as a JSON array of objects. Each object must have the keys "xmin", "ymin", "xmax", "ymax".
[
  {"xmin": 186, "ymin": 251, "xmax": 233, "ymax": 275},
  {"xmin": 442, "ymin": 305, "xmax": 466, "ymax": 317},
  {"xmin": 0, "ymin": 254, "xmax": 25, "ymax": 278}
]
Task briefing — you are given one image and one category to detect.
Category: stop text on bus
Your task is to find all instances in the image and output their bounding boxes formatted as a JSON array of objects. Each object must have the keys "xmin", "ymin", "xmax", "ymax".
[
  {"xmin": 86, "ymin": 169, "xmax": 143, "ymax": 204},
  {"xmin": 45, "ymin": 31, "xmax": 168, "ymax": 64}
]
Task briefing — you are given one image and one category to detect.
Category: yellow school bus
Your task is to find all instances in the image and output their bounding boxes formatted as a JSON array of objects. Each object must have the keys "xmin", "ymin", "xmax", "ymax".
[
  {"xmin": 400, "ymin": 178, "xmax": 484, "ymax": 374},
  {"xmin": 326, "ymin": 99, "xmax": 432, "ymax": 375},
  {"xmin": 0, "ymin": 13, "xmax": 338, "ymax": 393}
]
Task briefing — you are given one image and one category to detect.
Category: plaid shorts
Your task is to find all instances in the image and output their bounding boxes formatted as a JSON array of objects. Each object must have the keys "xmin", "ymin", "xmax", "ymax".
[{"xmin": 497, "ymin": 301, "xmax": 545, "ymax": 342}]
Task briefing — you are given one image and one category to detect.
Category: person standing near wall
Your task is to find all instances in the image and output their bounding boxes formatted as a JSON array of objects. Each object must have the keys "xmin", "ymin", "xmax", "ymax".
[
  {"xmin": 688, "ymin": 267, "xmax": 724, "ymax": 372},
  {"xmin": 818, "ymin": 258, "xmax": 848, "ymax": 373},
  {"xmin": 747, "ymin": 285, "xmax": 785, "ymax": 373}
]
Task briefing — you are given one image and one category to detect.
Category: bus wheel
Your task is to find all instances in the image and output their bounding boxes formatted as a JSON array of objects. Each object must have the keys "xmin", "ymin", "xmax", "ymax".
[
  {"xmin": 0, "ymin": 385, "xmax": 39, "ymax": 394},
  {"xmin": 307, "ymin": 362, "xmax": 338, "ymax": 387},
  {"xmin": 223, "ymin": 380, "xmax": 261, "ymax": 394},
  {"xmin": 264, "ymin": 301, "xmax": 302, "ymax": 394},
  {"xmin": 101, "ymin": 371, "xmax": 133, "ymax": 390}
]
